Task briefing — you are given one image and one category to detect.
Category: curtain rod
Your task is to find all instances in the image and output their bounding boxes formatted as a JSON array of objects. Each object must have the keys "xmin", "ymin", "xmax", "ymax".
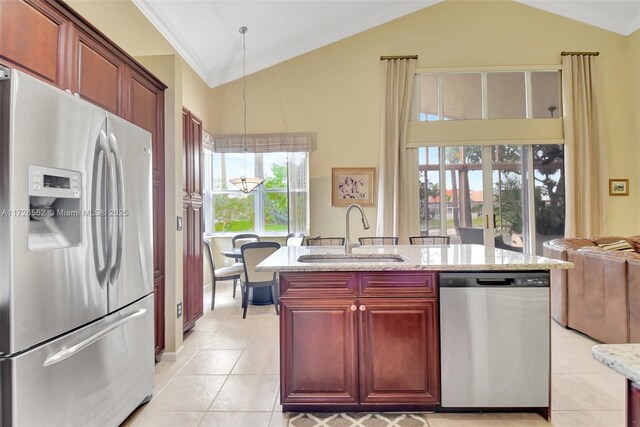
[
  {"xmin": 380, "ymin": 55, "xmax": 418, "ymax": 60},
  {"xmin": 561, "ymin": 51, "xmax": 599, "ymax": 56}
]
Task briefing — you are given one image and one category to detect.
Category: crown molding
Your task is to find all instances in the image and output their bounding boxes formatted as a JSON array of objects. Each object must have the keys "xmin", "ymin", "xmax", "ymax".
[{"xmin": 132, "ymin": 0, "xmax": 213, "ymax": 85}]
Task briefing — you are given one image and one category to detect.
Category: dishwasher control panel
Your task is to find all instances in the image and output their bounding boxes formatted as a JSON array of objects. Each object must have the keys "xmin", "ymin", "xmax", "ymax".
[{"xmin": 513, "ymin": 277, "xmax": 549, "ymax": 287}]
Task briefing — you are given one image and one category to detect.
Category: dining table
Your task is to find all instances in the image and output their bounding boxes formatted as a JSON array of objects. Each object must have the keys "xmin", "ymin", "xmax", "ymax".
[{"xmin": 220, "ymin": 246, "xmax": 274, "ymax": 305}]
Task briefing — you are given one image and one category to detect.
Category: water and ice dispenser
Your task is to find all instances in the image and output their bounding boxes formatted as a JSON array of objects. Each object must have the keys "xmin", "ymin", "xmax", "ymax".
[{"xmin": 28, "ymin": 165, "xmax": 82, "ymax": 250}]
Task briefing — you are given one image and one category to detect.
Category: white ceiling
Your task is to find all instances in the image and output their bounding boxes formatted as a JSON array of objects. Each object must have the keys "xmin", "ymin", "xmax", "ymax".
[{"xmin": 133, "ymin": 0, "xmax": 640, "ymax": 89}]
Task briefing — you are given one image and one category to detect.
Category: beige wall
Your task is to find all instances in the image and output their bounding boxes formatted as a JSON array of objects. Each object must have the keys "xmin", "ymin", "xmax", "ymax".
[
  {"xmin": 629, "ymin": 29, "xmax": 640, "ymax": 231},
  {"xmin": 209, "ymin": 0, "xmax": 638, "ymax": 237},
  {"xmin": 66, "ymin": 0, "xmax": 212, "ymax": 355}
]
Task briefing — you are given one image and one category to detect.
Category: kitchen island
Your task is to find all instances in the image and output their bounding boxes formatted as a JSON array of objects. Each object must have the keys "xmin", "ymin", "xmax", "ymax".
[
  {"xmin": 592, "ymin": 344, "xmax": 640, "ymax": 426},
  {"xmin": 256, "ymin": 244, "xmax": 571, "ymax": 416}
]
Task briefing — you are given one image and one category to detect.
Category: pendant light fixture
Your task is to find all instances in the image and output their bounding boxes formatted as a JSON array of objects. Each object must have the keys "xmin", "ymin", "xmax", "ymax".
[{"xmin": 229, "ymin": 26, "xmax": 265, "ymax": 194}]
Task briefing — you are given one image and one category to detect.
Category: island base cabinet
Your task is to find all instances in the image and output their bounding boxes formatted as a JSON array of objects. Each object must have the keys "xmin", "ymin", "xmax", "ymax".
[
  {"xmin": 359, "ymin": 298, "xmax": 439, "ymax": 405},
  {"xmin": 280, "ymin": 299, "xmax": 359, "ymax": 405},
  {"xmin": 629, "ymin": 380, "xmax": 640, "ymax": 426},
  {"xmin": 280, "ymin": 298, "xmax": 439, "ymax": 409}
]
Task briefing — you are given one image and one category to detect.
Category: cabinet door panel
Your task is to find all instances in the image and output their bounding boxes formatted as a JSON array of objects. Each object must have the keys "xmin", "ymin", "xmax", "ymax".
[
  {"xmin": 189, "ymin": 114, "xmax": 203, "ymax": 196},
  {"xmin": 359, "ymin": 298, "xmax": 439, "ymax": 404},
  {"xmin": 0, "ymin": 0, "xmax": 64, "ymax": 84},
  {"xmin": 130, "ymin": 72, "xmax": 164, "ymax": 177},
  {"xmin": 190, "ymin": 200, "xmax": 204, "ymax": 323},
  {"xmin": 77, "ymin": 36, "xmax": 121, "ymax": 113},
  {"xmin": 281, "ymin": 299, "xmax": 358, "ymax": 404},
  {"xmin": 182, "ymin": 108, "xmax": 190, "ymax": 197},
  {"xmin": 360, "ymin": 272, "xmax": 436, "ymax": 297},
  {"xmin": 279, "ymin": 272, "xmax": 357, "ymax": 298},
  {"xmin": 182, "ymin": 202, "xmax": 193, "ymax": 330}
]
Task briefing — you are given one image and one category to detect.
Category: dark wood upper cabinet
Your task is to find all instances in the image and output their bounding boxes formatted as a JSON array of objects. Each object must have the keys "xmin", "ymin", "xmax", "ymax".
[
  {"xmin": 0, "ymin": 0, "xmax": 168, "ymax": 354},
  {"xmin": 73, "ymin": 31, "xmax": 124, "ymax": 114},
  {"xmin": 0, "ymin": 0, "xmax": 67, "ymax": 85},
  {"xmin": 189, "ymin": 115, "xmax": 203, "ymax": 197},
  {"xmin": 182, "ymin": 108, "xmax": 190, "ymax": 197}
]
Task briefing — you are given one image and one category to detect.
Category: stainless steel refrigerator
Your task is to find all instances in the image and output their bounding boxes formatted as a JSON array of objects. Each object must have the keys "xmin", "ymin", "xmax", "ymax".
[{"xmin": 0, "ymin": 68, "xmax": 154, "ymax": 426}]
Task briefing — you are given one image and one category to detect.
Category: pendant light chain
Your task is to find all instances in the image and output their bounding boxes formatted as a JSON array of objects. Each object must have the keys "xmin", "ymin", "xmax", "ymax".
[
  {"xmin": 228, "ymin": 26, "xmax": 265, "ymax": 194},
  {"xmin": 241, "ymin": 26, "xmax": 248, "ymax": 175},
  {"xmin": 241, "ymin": 26, "xmax": 248, "ymax": 177}
]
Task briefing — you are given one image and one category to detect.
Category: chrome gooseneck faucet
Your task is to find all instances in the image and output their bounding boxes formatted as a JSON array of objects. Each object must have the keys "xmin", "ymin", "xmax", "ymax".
[{"xmin": 345, "ymin": 204, "xmax": 370, "ymax": 253}]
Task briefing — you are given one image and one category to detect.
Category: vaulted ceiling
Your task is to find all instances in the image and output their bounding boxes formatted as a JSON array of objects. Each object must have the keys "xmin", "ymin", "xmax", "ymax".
[{"xmin": 133, "ymin": 0, "xmax": 640, "ymax": 89}]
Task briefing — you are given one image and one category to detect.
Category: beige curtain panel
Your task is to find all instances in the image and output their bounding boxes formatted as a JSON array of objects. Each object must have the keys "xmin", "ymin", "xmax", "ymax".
[
  {"xmin": 562, "ymin": 54, "xmax": 607, "ymax": 237},
  {"xmin": 376, "ymin": 57, "xmax": 419, "ymax": 243}
]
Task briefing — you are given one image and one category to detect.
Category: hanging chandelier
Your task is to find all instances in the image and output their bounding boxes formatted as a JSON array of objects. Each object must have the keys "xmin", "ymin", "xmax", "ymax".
[{"xmin": 229, "ymin": 26, "xmax": 265, "ymax": 194}]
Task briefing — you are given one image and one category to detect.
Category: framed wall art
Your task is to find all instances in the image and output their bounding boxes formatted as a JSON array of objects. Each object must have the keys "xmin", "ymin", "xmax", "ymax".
[
  {"xmin": 609, "ymin": 179, "xmax": 629, "ymax": 196},
  {"xmin": 331, "ymin": 167, "xmax": 376, "ymax": 207}
]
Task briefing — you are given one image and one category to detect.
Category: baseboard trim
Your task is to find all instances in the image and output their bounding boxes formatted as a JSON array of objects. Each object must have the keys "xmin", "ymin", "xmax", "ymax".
[{"xmin": 159, "ymin": 345, "xmax": 184, "ymax": 362}]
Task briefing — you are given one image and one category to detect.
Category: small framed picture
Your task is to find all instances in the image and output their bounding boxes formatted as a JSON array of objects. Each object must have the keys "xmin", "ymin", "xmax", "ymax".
[
  {"xmin": 609, "ymin": 179, "xmax": 629, "ymax": 196},
  {"xmin": 332, "ymin": 167, "xmax": 376, "ymax": 207}
]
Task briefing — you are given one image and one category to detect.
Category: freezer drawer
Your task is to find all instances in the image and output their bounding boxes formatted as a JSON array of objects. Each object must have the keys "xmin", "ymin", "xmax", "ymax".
[{"xmin": 1, "ymin": 294, "xmax": 154, "ymax": 427}]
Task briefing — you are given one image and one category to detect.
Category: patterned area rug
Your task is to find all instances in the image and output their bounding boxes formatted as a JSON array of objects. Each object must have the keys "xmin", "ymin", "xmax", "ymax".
[{"xmin": 288, "ymin": 413, "xmax": 429, "ymax": 427}]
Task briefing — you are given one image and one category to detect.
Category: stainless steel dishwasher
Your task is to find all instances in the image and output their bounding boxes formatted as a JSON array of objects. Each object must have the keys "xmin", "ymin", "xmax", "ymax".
[{"xmin": 439, "ymin": 271, "xmax": 550, "ymax": 409}]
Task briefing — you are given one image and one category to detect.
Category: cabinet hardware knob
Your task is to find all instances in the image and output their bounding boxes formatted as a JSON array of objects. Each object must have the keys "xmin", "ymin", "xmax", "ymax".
[
  {"xmin": 359, "ymin": 305, "xmax": 365, "ymax": 311},
  {"xmin": 350, "ymin": 305, "xmax": 357, "ymax": 311}
]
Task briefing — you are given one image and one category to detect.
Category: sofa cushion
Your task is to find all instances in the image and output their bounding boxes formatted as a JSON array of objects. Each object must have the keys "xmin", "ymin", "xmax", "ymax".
[
  {"xmin": 629, "ymin": 235, "xmax": 640, "ymax": 253},
  {"xmin": 597, "ymin": 239, "xmax": 635, "ymax": 252},
  {"xmin": 604, "ymin": 251, "xmax": 640, "ymax": 261}
]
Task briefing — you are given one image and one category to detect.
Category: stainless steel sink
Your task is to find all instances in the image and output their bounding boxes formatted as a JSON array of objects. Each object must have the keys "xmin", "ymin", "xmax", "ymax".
[{"xmin": 297, "ymin": 254, "xmax": 405, "ymax": 263}]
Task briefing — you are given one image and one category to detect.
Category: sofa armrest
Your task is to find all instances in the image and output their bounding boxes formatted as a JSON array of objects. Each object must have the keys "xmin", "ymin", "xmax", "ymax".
[
  {"xmin": 580, "ymin": 251, "xmax": 629, "ymax": 343},
  {"xmin": 543, "ymin": 238, "xmax": 596, "ymax": 326}
]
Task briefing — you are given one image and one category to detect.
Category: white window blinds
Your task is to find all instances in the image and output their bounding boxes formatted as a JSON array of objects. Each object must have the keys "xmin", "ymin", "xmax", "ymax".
[{"xmin": 212, "ymin": 133, "xmax": 315, "ymax": 153}]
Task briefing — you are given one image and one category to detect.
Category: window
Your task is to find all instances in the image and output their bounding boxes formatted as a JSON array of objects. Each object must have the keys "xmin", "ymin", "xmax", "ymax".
[
  {"xmin": 203, "ymin": 150, "xmax": 309, "ymax": 235},
  {"xmin": 414, "ymin": 67, "xmax": 564, "ymax": 255},
  {"xmin": 418, "ymin": 144, "xmax": 565, "ymax": 255},
  {"xmin": 414, "ymin": 70, "xmax": 561, "ymax": 121}
]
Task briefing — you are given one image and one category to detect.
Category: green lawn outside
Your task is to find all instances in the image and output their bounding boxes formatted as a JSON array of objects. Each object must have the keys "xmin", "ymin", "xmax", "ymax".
[
  {"xmin": 214, "ymin": 221, "xmax": 288, "ymax": 233},
  {"xmin": 426, "ymin": 216, "xmax": 484, "ymax": 229}
]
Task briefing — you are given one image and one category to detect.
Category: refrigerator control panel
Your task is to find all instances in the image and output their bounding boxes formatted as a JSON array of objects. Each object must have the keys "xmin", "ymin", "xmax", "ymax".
[{"xmin": 28, "ymin": 166, "xmax": 81, "ymax": 199}]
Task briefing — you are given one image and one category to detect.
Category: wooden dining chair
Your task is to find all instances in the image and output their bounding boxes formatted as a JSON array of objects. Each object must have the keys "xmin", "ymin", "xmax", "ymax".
[
  {"xmin": 305, "ymin": 236, "xmax": 345, "ymax": 246},
  {"xmin": 204, "ymin": 240, "xmax": 243, "ymax": 310},
  {"xmin": 240, "ymin": 241, "xmax": 281, "ymax": 319},
  {"xmin": 409, "ymin": 236, "xmax": 451, "ymax": 245},
  {"xmin": 286, "ymin": 232, "xmax": 305, "ymax": 247},
  {"xmin": 358, "ymin": 237, "xmax": 398, "ymax": 245}
]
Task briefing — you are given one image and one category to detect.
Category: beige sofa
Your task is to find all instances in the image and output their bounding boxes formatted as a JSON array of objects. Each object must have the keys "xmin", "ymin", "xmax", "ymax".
[{"xmin": 543, "ymin": 236, "xmax": 640, "ymax": 343}]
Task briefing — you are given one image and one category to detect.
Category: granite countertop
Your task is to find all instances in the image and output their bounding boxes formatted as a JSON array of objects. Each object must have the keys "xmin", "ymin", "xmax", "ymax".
[
  {"xmin": 256, "ymin": 244, "xmax": 573, "ymax": 272},
  {"xmin": 592, "ymin": 344, "xmax": 640, "ymax": 383}
]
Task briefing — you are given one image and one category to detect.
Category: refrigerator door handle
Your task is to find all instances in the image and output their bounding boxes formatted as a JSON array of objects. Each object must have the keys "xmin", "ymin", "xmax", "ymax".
[
  {"xmin": 108, "ymin": 132, "xmax": 125, "ymax": 283},
  {"xmin": 91, "ymin": 130, "xmax": 112, "ymax": 287},
  {"xmin": 42, "ymin": 308, "xmax": 146, "ymax": 367}
]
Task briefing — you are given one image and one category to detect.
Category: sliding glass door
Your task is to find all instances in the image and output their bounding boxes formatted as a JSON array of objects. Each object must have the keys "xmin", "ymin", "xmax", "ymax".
[{"xmin": 419, "ymin": 144, "xmax": 564, "ymax": 254}]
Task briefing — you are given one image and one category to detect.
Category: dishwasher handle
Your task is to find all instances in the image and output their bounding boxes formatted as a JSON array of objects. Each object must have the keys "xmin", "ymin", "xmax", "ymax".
[{"xmin": 476, "ymin": 278, "xmax": 514, "ymax": 286}]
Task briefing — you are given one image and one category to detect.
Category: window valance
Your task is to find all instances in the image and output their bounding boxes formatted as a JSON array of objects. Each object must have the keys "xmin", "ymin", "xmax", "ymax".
[{"xmin": 211, "ymin": 132, "xmax": 316, "ymax": 153}]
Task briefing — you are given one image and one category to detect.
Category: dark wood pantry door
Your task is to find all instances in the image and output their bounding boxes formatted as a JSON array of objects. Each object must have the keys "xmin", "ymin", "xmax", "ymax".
[{"xmin": 182, "ymin": 108, "xmax": 203, "ymax": 332}]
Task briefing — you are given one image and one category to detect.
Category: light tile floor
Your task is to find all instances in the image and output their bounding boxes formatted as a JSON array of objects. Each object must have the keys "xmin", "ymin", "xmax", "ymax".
[{"xmin": 123, "ymin": 283, "xmax": 626, "ymax": 427}]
